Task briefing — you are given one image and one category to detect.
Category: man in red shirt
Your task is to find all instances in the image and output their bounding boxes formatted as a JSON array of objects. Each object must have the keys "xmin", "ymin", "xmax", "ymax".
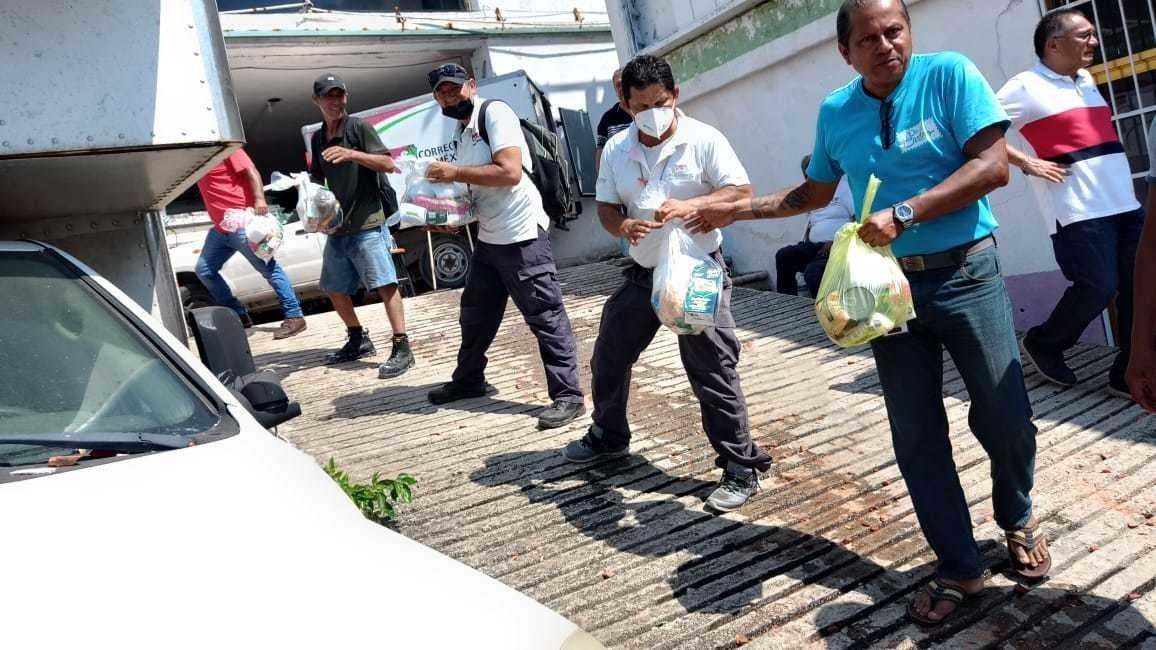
[{"xmin": 194, "ymin": 148, "xmax": 307, "ymax": 339}]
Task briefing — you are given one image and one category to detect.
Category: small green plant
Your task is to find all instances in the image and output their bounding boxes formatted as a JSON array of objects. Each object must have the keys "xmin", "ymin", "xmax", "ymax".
[{"xmin": 323, "ymin": 457, "xmax": 417, "ymax": 523}]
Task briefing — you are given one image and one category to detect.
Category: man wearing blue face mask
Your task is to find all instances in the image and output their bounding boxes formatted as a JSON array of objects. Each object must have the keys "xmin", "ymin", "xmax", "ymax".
[
  {"xmin": 421, "ymin": 63, "xmax": 586, "ymax": 431},
  {"xmin": 560, "ymin": 55, "xmax": 771, "ymax": 513}
]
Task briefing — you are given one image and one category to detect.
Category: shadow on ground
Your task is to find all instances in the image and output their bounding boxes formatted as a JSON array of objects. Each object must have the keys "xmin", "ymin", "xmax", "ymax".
[
  {"xmin": 327, "ymin": 383, "xmax": 539, "ymax": 419},
  {"xmin": 469, "ymin": 449, "xmax": 1153, "ymax": 648}
]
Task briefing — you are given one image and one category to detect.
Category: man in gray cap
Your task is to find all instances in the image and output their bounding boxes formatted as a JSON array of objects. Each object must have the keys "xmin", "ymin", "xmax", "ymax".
[
  {"xmin": 309, "ymin": 72, "xmax": 414, "ymax": 378},
  {"xmin": 422, "ymin": 63, "xmax": 586, "ymax": 430}
]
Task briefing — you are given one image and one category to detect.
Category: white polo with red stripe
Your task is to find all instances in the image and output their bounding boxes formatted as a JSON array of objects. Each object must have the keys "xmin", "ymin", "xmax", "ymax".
[{"xmin": 997, "ymin": 61, "xmax": 1139, "ymax": 235}]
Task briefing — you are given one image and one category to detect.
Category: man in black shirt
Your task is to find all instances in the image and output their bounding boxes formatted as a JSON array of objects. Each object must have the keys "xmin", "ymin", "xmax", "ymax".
[
  {"xmin": 594, "ymin": 68, "xmax": 632, "ymax": 172},
  {"xmin": 309, "ymin": 73, "xmax": 414, "ymax": 377}
]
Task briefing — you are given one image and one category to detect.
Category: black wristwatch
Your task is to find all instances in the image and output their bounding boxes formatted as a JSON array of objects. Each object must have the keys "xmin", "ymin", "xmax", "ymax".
[{"xmin": 892, "ymin": 202, "xmax": 915, "ymax": 230}]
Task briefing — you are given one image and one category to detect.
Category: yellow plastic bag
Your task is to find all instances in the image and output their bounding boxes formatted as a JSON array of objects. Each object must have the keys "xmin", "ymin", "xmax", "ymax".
[{"xmin": 813, "ymin": 175, "xmax": 915, "ymax": 347}]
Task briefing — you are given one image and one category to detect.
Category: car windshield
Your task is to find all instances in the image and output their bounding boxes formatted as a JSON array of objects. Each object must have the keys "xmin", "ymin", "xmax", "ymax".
[{"xmin": 0, "ymin": 249, "xmax": 219, "ymax": 467}]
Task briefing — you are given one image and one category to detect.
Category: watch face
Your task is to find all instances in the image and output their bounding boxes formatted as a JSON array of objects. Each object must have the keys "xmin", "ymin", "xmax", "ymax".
[{"xmin": 895, "ymin": 203, "xmax": 914, "ymax": 222}]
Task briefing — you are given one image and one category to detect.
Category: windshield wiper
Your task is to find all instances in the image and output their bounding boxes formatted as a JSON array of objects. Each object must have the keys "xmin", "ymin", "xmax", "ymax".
[{"xmin": 0, "ymin": 432, "xmax": 189, "ymax": 453}]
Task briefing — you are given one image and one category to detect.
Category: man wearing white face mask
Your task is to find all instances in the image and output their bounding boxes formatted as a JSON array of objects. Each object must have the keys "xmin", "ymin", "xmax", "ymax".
[{"xmin": 561, "ymin": 55, "xmax": 771, "ymax": 513}]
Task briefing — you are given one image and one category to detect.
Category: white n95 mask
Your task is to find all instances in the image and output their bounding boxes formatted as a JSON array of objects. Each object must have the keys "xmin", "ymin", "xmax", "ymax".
[{"xmin": 634, "ymin": 107, "xmax": 675, "ymax": 138}]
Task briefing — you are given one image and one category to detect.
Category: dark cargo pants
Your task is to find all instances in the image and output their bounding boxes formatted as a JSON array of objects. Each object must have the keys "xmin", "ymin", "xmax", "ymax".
[
  {"xmin": 590, "ymin": 257, "xmax": 772, "ymax": 471},
  {"xmin": 451, "ymin": 227, "xmax": 584, "ymax": 403}
]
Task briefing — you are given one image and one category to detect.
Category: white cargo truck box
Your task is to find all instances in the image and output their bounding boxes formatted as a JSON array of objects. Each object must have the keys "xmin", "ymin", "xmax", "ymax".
[{"xmin": 0, "ymin": 1, "xmax": 244, "ymax": 338}]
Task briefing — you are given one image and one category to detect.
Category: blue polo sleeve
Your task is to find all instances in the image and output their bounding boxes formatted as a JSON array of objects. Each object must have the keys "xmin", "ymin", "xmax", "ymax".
[
  {"xmin": 805, "ymin": 103, "xmax": 843, "ymax": 184},
  {"xmin": 939, "ymin": 52, "xmax": 1010, "ymax": 147}
]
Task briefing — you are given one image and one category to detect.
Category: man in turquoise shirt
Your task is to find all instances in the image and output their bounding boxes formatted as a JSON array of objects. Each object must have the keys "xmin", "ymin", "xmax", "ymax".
[{"xmin": 693, "ymin": 0, "xmax": 1049, "ymax": 627}]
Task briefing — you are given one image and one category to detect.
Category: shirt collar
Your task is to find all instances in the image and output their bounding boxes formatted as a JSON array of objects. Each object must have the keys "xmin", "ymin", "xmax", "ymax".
[
  {"xmin": 626, "ymin": 108, "xmax": 690, "ymax": 164},
  {"xmin": 1034, "ymin": 60, "xmax": 1089, "ymax": 83}
]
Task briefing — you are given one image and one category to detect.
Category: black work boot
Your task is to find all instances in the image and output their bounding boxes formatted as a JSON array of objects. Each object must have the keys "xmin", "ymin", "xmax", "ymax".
[
  {"xmin": 538, "ymin": 399, "xmax": 586, "ymax": 429},
  {"xmin": 378, "ymin": 334, "xmax": 415, "ymax": 379},
  {"xmin": 428, "ymin": 381, "xmax": 498, "ymax": 405},
  {"xmin": 561, "ymin": 425, "xmax": 628, "ymax": 464},
  {"xmin": 325, "ymin": 327, "xmax": 376, "ymax": 364}
]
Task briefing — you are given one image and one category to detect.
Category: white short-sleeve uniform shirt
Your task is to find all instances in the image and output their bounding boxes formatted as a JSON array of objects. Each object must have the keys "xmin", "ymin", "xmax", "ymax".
[
  {"xmin": 596, "ymin": 110, "xmax": 750, "ymax": 268},
  {"xmin": 452, "ymin": 98, "xmax": 550, "ymax": 245}
]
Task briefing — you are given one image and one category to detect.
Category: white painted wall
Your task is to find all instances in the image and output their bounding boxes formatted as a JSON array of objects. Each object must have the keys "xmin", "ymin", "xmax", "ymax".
[
  {"xmin": 481, "ymin": 33, "xmax": 623, "ymax": 265},
  {"xmin": 603, "ymin": 0, "xmax": 1114, "ymax": 337},
  {"xmin": 607, "ymin": 0, "xmax": 1052, "ymax": 278},
  {"xmin": 606, "ymin": 0, "xmax": 760, "ymax": 60}
]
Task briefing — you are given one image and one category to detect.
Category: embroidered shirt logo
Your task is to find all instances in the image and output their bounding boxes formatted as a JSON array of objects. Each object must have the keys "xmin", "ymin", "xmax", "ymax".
[{"xmin": 896, "ymin": 118, "xmax": 944, "ymax": 153}]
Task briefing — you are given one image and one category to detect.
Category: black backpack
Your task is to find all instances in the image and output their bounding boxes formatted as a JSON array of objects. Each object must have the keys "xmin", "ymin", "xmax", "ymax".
[
  {"xmin": 478, "ymin": 99, "xmax": 576, "ymax": 225},
  {"xmin": 311, "ymin": 116, "xmax": 399, "ymax": 217}
]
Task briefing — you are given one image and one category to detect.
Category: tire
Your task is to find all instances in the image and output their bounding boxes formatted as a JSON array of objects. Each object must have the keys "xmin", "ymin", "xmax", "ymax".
[
  {"xmin": 180, "ymin": 282, "xmax": 215, "ymax": 311},
  {"xmin": 418, "ymin": 233, "xmax": 472, "ymax": 290},
  {"xmin": 180, "ymin": 282, "xmax": 215, "ymax": 329}
]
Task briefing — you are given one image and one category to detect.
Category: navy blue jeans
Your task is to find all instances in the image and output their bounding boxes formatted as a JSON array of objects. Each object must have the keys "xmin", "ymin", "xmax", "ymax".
[
  {"xmin": 870, "ymin": 246, "xmax": 1037, "ymax": 581},
  {"xmin": 195, "ymin": 228, "xmax": 303, "ymax": 319},
  {"xmin": 1029, "ymin": 209, "xmax": 1144, "ymax": 383}
]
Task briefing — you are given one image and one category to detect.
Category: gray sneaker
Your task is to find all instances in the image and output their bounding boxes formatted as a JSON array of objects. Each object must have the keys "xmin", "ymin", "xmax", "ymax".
[
  {"xmin": 706, "ymin": 461, "xmax": 759, "ymax": 512},
  {"xmin": 561, "ymin": 426, "xmax": 628, "ymax": 464}
]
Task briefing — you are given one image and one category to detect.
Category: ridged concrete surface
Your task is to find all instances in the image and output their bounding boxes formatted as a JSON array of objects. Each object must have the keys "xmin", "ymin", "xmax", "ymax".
[{"xmin": 248, "ymin": 260, "xmax": 1156, "ymax": 650}]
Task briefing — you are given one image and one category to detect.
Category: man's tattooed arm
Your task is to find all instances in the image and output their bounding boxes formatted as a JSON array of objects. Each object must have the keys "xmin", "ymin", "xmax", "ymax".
[
  {"xmin": 693, "ymin": 178, "xmax": 839, "ymax": 232},
  {"xmin": 747, "ymin": 180, "xmax": 832, "ymax": 220}
]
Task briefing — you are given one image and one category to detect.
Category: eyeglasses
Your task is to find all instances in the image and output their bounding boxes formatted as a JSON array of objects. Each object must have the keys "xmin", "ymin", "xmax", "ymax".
[{"xmin": 880, "ymin": 99, "xmax": 894, "ymax": 150}]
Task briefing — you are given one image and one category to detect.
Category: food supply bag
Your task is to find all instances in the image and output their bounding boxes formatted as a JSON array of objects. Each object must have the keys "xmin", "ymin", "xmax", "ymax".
[
  {"xmin": 265, "ymin": 171, "xmax": 345, "ymax": 234},
  {"xmin": 396, "ymin": 158, "xmax": 474, "ymax": 229},
  {"xmin": 650, "ymin": 224, "xmax": 725, "ymax": 336},
  {"xmin": 813, "ymin": 174, "xmax": 915, "ymax": 347},
  {"xmin": 219, "ymin": 208, "xmax": 284, "ymax": 262}
]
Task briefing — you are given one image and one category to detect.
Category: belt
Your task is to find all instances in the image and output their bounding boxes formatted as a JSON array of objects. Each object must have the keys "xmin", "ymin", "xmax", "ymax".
[{"xmin": 898, "ymin": 236, "xmax": 995, "ymax": 272}]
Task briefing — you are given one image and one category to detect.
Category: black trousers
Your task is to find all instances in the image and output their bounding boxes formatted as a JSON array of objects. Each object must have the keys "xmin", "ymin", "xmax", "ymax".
[
  {"xmin": 590, "ymin": 257, "xmax": 772, "ymax": 471},
  {"xmin": 451, "ymin": 228, "xmax": 583, "ymax": 403},
  {"xmin": 775, "ymin": 240, "xmax": 828, "ymax": 296}
]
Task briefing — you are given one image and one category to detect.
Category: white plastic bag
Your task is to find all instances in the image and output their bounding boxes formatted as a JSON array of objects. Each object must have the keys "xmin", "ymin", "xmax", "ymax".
[
  {"xmin": 294, "ymin": 174, "xmax": 344, "ymax": 234},
  {"xmin": 266, "ymin": 171, "xmax": 345, "ymax": 234},
  {"xmin": 650, "ymin": 225, "xmax": 725, "ymax": 335},
  {"xmin": 629, "ymin": 181, "xmax": 672, "ymax": 269},
  {"xmin": 396, "ymin": 158, "xmax": 474, "ymax": 228},
  {"xmin": 219, "ymin": 208, "xmax": 283, "ymax": 262}
]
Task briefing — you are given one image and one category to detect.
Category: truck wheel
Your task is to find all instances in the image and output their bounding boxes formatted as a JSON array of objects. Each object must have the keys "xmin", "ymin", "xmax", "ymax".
[
  {"xmin": 180, "ymin": 282, "xmax": 215, "ymax": 311},
  {"xmin": 418, "ymin": 233, "xmax": 471, "ymax": 289},
  {"xmin": 180, "ymin": 283, "xmax": 215, "ymax": 328}
]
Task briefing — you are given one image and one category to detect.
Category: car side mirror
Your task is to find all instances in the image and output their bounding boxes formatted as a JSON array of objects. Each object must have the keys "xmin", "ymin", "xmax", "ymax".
[
  {"xmin": 189, "ymin": 307, "xmax": 257, "ymax": 376},
  {"xmin": 189, "ymin": 307, "xmax": 300, "ymax": 429}
]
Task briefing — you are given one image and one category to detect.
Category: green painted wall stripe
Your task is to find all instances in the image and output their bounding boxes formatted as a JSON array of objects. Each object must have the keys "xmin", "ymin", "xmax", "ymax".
[{"xmin": 666, "ymin": 0, "xmax": 843, "ymax": 82}]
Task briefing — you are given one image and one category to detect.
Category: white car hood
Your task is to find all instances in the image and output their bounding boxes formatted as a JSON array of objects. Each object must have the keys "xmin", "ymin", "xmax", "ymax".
[{"xmin": 0, "ymin": 425, "xmax": 578, "ymax": 649}]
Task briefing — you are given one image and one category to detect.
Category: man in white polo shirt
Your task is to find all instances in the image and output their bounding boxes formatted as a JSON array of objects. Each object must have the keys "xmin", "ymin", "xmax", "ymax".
[
  {"xmin": 560, "ymin": 55, "xmax": 771, "ymax": 513},
  {"xmin": 997, "ymin": 7, "xmax": 1144, "ymax": 398},
  {"xmin": 422, "ymin": 63, "xmax": 586, "ymax": 430}
]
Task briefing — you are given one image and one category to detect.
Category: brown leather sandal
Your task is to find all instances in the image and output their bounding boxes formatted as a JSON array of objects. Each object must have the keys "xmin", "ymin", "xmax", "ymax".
[
  {"xmin": 1006, "ymin": 522, "xmax": 1052, "ymax": 582},
  {"xmin": 907, "ymin": 579, "xmax": 980, "ymax": 628}
]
